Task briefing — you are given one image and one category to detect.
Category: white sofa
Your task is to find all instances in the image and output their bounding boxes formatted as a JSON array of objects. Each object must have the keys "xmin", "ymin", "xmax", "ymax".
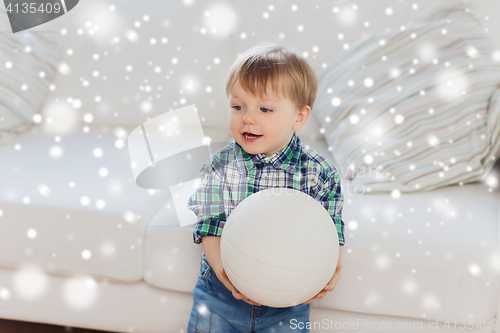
[{"xmin": 1, "ymin": 0, "xmax": 500, "ymax": 332}]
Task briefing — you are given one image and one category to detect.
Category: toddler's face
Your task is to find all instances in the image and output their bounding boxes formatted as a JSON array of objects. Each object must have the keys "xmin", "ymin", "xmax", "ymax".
[{"xmin": 228, "ymin": 81, "xmax": 308, "ymax": 156}]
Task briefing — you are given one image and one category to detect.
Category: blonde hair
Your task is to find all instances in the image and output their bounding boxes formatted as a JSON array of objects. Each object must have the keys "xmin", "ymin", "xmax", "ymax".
[{"xmin": 225, "ymin": 42, "xmax": 318, "ymax": 112}]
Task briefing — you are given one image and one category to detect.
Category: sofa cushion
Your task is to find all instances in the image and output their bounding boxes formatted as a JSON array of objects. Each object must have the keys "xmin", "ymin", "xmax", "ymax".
[
  {"xmin": 309, "ymin": 138, "xmax": 500, "ymax": 322},
  {"xmin": 144, "ymin": 200, "xmax": 202, "ymax": 293},
  {"xmin": 314, "ymin": 0, "xmax": 500, "ymax": 193},
  {"xmin": 0, "ymin": 124, "xmax": 169, "ymax": 282},
  {"xmin": 144, "ymin": 135, "xmax": 500, "ymax": 322},
  {"xmin": 0, "ymin": 8, "xmax": 61, "ymax": 144}
]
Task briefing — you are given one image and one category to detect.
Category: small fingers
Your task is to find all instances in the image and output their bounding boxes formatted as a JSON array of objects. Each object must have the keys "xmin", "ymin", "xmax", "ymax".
[
  {"xmin": 325, "ymin": 272, "xmax": 341, "ymax": 290},
  {"xmin": 239, "ymin": 294, "xmax": 261, "ymax": 306},
  {"xmin": 324, "ymin": 282, "xmax": 336, "ymax": 292},
  {"xmin": 302, "ymin": 297, "xmax": 316, "ymax": 305},
  {"xmin": 316, "ymin": 291, "xmax": 327, "ymax": 299},
  {"xmin": 240, "ymin": 293, "xmax": 261, "ymax": 306},
  {"xmin": 307, "ymin": 267, "xmax": 343, "ymax": 305},
  {"xmin": 227, "ymin": 280, "xmax": 261, "ymax": 306},
  {"xmin": 301, "ymin": 291, "xmax": 326, "ymax": 305},
  {"xmin": 229, "ymin": 283, "xmax": 245, "ymax": 301},
  {"xmin": 232, "ymin": 289, "xmax": 241, "ymax": 298},
  {"xmin": 324, "ymin": 279, "xmax": 336, "ymax": 291},
  {"xmin": 248, "ymin": 299, "xmax": 262, "ymax": 306},
  {"xmin": 231, "ymin": 290, "xmax": 243, "ymax": 300},
  {"xmin": 336, "ymin": 260, "xmax": 343, "ymax": 271},
  {"xmin": 221, "ymin": 268, "xmax": 262, "ymax": 306},
  {"xmin": 219, "ymin": 268, "xmax": 229, "ymax": 283}
]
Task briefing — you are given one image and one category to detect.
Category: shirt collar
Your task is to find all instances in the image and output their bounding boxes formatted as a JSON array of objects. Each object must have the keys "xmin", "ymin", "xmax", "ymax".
[{"xmin": 233, "ymin": 132, "xmax": 301, "ymax": 175}]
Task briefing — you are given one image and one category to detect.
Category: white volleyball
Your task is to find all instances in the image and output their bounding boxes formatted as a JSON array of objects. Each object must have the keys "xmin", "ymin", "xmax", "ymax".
[{"xmin": 220, "ymin": 188, "xmax": 339, "ymax": 308}]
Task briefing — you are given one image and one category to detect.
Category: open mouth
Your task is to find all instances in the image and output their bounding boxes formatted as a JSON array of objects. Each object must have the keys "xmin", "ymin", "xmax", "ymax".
[{"xmin": 242, "ymin": 132, "xmax": 262, "ymax": 139}]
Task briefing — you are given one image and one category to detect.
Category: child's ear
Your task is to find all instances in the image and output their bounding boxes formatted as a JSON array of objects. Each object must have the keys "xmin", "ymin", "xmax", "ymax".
[{"xmin": 293, "ymin": 105, "xmax": 311, "ymax": 131}]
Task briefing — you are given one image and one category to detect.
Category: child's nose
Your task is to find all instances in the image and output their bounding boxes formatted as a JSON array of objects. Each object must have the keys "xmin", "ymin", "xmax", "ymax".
[{"xmin": 243, "ymin": 110, "xmax": 256, "ymax": 124}]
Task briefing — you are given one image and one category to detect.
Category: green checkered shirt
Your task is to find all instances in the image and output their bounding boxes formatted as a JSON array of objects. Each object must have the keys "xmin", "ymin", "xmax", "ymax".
[{"xmin": 187, "ymin": 131, "xmax": 345, "ymax": 246}]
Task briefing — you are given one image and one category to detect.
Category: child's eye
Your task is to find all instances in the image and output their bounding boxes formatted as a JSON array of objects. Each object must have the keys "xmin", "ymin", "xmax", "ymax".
[
  {"xmin": 261, "ymin": 108, "xmax": 272, "ymax": 113},
  {"xmin": 232, "ymin": 105, "xmax": 243, "ymax": 111}
]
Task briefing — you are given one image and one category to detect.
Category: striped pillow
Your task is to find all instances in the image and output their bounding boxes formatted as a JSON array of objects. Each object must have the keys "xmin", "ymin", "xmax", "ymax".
[
  {"xmin": 0, "ymin": 8, "xmax": 61, "ymax": 144},
  {"xmin": 315, "ymin": 0, "xmax": 500, "ymax": 193}
]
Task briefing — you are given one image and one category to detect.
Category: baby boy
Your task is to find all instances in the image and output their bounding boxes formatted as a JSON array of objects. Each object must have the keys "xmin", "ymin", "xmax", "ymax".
[{"xmin": 187, "ymin": 42, "xmax": 345, "ymax": 333}]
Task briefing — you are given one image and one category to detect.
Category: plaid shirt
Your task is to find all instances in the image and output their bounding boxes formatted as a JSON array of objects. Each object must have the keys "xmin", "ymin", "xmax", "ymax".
[{"xmin": 187, "ymin": 131, "xmax": 345, "ymax": 246}]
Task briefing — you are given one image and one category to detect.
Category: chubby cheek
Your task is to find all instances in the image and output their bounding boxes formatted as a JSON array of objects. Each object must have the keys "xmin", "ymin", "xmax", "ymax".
[
  {"xmin": 228, "ymin": 109, "xmax": 238, "ymax": 122},
  {"xmin": 228, "ymin": 114, "xmax": 240, "ymax": 136}
]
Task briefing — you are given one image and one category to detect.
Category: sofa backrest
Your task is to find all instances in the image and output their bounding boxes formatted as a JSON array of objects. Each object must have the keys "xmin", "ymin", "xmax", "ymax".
[{"xmin": 41, "ymin": 0, "xmax": 500, "ymax": 140}]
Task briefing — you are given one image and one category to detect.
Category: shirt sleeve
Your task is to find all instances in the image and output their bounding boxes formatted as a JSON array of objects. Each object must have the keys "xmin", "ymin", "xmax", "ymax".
[
  {"xmin": 187, "ymin": 159, "xmax": 227, "ymax": 244},
  {"xmin": 313, "ymin": 167, "xmax": 345, "ymax": 246}
]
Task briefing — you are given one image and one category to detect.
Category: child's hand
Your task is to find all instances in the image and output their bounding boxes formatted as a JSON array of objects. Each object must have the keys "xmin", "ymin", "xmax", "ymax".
[
  {"xmin": 217, "ymin": 267, "xmax": 262, "ymax": 307},
  {"xmin": 301, "ymin": 246, "xmax": 342, "ymax": 305}
]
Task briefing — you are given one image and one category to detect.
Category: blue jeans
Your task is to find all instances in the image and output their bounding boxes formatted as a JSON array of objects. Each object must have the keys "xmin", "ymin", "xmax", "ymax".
[{"xmin": 187, "ymin": 252, "xmax": 311, "ymax": 333}]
